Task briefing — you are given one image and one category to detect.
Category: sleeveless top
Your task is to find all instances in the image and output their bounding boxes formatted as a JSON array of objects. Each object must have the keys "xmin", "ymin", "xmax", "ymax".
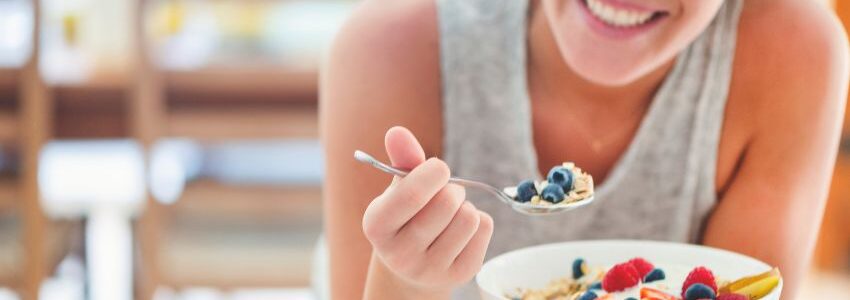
[
  {"xmin": 311, "ymin": 1, "xmax": 744, "ymax": 299},
  {"xmin": 437, "ymin": 0, "xmax": 743, "ymax": 298}
]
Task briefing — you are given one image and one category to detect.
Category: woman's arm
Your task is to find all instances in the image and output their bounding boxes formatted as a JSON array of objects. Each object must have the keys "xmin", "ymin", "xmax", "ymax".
[
  {"xmin": 703, "ymin": 2, "xmax": 849, "ymax": 298},
  {"xmin": 321, "ymin": 1, "xmax": 485, "ymax": 299}
]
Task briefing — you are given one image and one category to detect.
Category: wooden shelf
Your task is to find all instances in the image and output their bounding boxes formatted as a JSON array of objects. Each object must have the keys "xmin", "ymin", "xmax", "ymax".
[
  {"xmin": 50, "ymin": 71, "xmax": 131, "ymax": 92},
  {"xmin": 156, "ymin": 180, "xmax": 321, "ymax": 287},
  {"xmin": 164, "ymin": 67, "xmax": 318, "ymax": 102},
  {"xmin": 166, "ymin": 104, "xmax": 318, "ymax": 140},
  {"xmin": 0, "ymin": 68, "xmax": 19, "ymax": 92},
  {"xmin": 159, "ymin": 227, "xmax": 317, "ymax": 288},
  {"xmin": 168, "ymin": 180, "xmax": 322, "ymax": 222},
  {"xmin": 0, "ymin": 111, "xmax": 17, "ymax": 144},
  {"xmin": 0, "ymin": 178, "xmax": 18, "ymax": 212}
]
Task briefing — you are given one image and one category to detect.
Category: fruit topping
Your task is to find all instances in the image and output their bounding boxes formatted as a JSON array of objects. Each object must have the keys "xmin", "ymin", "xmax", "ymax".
[
  {"xmin": 577, "ymin": 291, "xmax": 598, "ymax": 300},
  {"xmin": 541, "ymin": 184, "xmax": 566, "ymax": 203},
  {"xmin": 682, "ymin": 266, "xmax": 718, "ymax": 298},
  {"xmin": 515, "ymin": 180, "xmax": 537, "ymax": 203},
  {"xmin": 602, "ymin": 262, "xmax": 640, "ymax": 292},
  {"xmin": 627, "ymin": 257, "xmax": 655, "ymax": 279},
  {"xmin": 716, "ymin": 294, "xmax": 748, "ymax": 300},
  {"xmin": 684, "ymin": 283, "xmax": 716, "ymax": 300},
  {"xmin": 643, "ymin": 268, "xmax": 666, "ymax": 283},
  {"xmin": 573, "ymin": 258, "xmax": 588, "ymax": 279},
  {"xmin": 547, "ymin": 166, "xmax": 574, "ymax": 191},
  {"xmin": 640, "ymin": 287, "xmax": 679, "ymax": 300}
]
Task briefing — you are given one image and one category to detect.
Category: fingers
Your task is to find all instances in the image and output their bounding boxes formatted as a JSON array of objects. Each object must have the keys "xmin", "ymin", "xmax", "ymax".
[
  {"xmin": 395, "ymin": 184, "xmax": 466, "ymax": 249},
  {"xmin": 450, "ymin": 211, "xmax": 494, "ymax": 282},
  {"xmin": 362, "ymin": 158, "xmax": 451, "ymax": 243},
  {"xmin": 385, "ymin": 126, "xmax": 426, "ymax": 170},
  {"xmin": 426, "ymin": 201, "xmax": 482, "ymax": 267}
]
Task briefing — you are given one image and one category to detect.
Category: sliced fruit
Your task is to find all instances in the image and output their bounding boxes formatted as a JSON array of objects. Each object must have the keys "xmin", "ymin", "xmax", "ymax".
[
  {"xmin": 716, "ymin": 294, "xmax": 748, "ymax": 300},
  {"xmin": 719, "ymin": 268, "xmax": 781, "ymax": 295},
  {"xmin": 640, "ymin": 287, "xmax": 678, "ymax": 300},
  {"xmin": 731, "ymin": 275, "xmax": 781, "ymax": 300}
]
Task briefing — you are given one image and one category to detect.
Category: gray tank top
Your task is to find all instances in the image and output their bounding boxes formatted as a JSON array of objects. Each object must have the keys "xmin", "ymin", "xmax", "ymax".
[{"xmin": 437, "ymin": 0, "xmax": 742, "ymax": 298}]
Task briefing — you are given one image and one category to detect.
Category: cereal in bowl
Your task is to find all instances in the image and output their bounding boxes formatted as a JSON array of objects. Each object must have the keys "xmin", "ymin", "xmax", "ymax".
[{"xmin": 509, "ymin": 257, "xmax": 781, "ymax": 300}]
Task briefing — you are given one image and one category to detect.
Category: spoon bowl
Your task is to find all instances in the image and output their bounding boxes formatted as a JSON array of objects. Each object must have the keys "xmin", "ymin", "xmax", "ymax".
[{"xmin": 354, "ymin": 150, "xmax": 594, "ymax": 215}]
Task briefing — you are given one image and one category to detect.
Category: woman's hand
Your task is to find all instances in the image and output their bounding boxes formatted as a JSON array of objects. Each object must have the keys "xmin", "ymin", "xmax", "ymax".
[{"xmin": 361, "ymin": 127, "xmax": 494, "ymax": 299}]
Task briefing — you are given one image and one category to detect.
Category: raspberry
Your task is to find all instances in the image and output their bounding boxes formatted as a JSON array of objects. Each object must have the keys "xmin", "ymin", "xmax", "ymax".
[
  {"xmin": 681, "ymin": 266, "xmax": 718, "ymax": 298},
  {"xmin": 602, "ymin": 262, "xmax": 640, "ymax": 292},
  {"xmin": 627, "ymin": 257, "xmax": 655, "ymax": 279},
  {"xmin": 717, "ymin": 294, "xmax": 748, "ymax": 300}
]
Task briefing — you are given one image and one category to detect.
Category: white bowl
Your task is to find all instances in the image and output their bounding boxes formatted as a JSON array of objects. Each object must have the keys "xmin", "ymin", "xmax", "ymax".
[{"xmin": 477, "ymin": 240, "xmax": 782, "ymax": 300}]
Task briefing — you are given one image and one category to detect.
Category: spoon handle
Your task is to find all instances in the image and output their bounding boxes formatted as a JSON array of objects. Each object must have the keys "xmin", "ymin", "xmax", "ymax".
[{"xmin": 353, "ymin": 150, "xmax": 508, "ymax": 198}]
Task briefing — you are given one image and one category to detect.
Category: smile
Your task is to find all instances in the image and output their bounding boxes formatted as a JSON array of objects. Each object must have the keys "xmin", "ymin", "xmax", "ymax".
[{"xmin": 583, "ymin": 0, "xmax": 667, "ymax": 28}]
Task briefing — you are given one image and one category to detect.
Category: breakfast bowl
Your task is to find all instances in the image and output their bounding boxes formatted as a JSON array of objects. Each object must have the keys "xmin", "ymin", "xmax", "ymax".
[{"xmin": 477, "ymin": 240, "xmax": 782, "ymax": 300}]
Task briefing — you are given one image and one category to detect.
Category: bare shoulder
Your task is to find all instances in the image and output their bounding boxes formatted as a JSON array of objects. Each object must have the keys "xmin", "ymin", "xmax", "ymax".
[
  {"xmin": 321, "ymin": 0, "xmax": 442, "ymax": 156},
  {"xmin": 732, "ymin": 0, "xmax": 849, "ymax": 110},
  {"xmin": 718, "ymin": 0, "xmax": 848, "ymax": 192},
  {"xmin": 728, "ymin": 0, "xmax": 848, "ymax": 137}
]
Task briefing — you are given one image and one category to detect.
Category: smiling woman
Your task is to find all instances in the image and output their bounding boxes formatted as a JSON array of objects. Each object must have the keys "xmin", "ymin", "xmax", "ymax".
[{"xmin": 320, "ymin": 0, "xmax": 849, "ymax": 299}]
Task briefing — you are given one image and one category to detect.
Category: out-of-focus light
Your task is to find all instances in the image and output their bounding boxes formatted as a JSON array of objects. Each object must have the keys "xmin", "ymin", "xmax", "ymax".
[
  {"xmin": 203, "ymin": 139, "xmax": 323, "ymax": 185},
  {"xmin": 178, "ymin": 287, "xmax": 222, "ymax": 300},
  {"xmin": 145, "ymin": 0, "xmax": 218, "ymax": 70},
  {"xmin": 39, "ymin": 256, "xmax": 85, "ymax": 300},
  {"xmin": 149, "ymin": 139, "xmax": 203, "ymax": 205},
  {"xmin": 38, "ymin": 140, "xmax": 146, "ymax": 218},
  {"xmin": 0, "ymin": 288, "xmax": 19, "ymax": 300},
  {"xmin": 0, "ymin": 0, "xmax": 33, "ymax": 68},
  {"xmin": 152, "ymin": 287, "xmax": 177, "ymax": 300},
  {"xmin": 87, "ymin": 207, "xmax": 133, "ymax": 300},
  {"xmin": 263, "ymin": 0, "xmax": 355, "ymax": 69},
  {"xmin": 230, "ymin": 288, "xmax": 313, "ymax": 300}
]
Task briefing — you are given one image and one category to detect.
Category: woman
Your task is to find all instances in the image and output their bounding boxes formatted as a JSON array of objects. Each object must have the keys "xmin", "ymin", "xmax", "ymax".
[{"xmin": 320, "ymin": 0, "xmax": 849, "ymax": 299}]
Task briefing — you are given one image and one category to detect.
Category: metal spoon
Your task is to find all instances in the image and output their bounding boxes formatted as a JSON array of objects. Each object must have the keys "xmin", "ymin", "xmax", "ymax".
[{"xmin": 354, "ymin": 150, "xmax": 594, "ymax": 216}]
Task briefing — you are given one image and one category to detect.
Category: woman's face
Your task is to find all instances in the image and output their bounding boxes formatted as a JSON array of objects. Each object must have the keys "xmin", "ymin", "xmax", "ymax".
[{"xmin": 542, "ymin": 0, "xmax": 724, "ymax": 86}]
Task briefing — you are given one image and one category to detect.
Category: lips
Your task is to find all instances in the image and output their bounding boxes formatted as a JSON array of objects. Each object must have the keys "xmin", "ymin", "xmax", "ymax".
[
  {"xmin": 577, "ymin": 0, "xmax": 669, "ymax": 39},
  {"xmin": 585, "ymin": 0, "xmax": 658, "ymax": 27}
]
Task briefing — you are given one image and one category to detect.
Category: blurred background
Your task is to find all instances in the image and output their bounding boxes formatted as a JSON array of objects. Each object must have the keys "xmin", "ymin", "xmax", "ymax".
[{"xmin": 0, "ymin": 0, "xmax": 848, "ymax": 299}]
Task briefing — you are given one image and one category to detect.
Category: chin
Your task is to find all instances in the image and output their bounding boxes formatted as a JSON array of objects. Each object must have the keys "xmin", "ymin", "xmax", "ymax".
[
  {"xmin": 540, "ymin": 0, "xmax": 722, "ymax": 87},
  {"xmin": 565, "ymin": 52, "xmax": 655, "ymax": 86}
]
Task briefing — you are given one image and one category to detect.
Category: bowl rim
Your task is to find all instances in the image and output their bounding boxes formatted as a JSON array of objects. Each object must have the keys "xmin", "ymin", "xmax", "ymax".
[{"xmin": 476, "ymin": 239, "xmax": 782, "ymax": 298}]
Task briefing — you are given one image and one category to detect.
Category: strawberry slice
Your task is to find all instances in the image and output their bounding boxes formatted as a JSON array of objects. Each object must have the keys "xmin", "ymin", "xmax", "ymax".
[{"xmin": 641, "ymin": 287, "xmax": 679, "ymax": 300}]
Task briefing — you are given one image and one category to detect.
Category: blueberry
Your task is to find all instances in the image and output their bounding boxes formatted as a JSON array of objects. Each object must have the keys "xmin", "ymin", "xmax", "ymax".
[
  {"xmin": 684, "ymin": 283, "xmax": 716, "ymax": 300},
  {"xmin": 587, "ymin": 282, "xmax": 602, "ymax": 290},
  {"xmin": 625, "ymin": 298, "xmax": 638, "ymax": 300},
  {"xmin": 577, "ymin": 291, "xmax": 597, "ymax": 300},
  {"xmin": 572, "ymin": 258, "xmax": 587, "ymax": 279},
  {"xmin": 540, "ymin": 184, "xmax": 565, "ymax": 203},
  {"xmin": 515, "ymin": 180, "xmax": 537, "ymax": 203},
  {"xmin": 643, "ymin": 268, "xmax": 666, "ymax": 283},
  {"xmin": 547, "ymin": 166, "xmax": 574, "ymax": 192}
]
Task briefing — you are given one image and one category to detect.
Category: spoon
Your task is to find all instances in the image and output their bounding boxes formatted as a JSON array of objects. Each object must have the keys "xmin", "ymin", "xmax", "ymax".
[{"xmin": 354, "ymin": 150, "xmax": 594, "ymax": 216}]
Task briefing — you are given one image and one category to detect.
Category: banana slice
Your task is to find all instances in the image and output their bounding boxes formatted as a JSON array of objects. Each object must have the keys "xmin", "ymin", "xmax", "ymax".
[
  {"xmin": 719, "ymin": 268, "xmax": 781, "ymax": 295},
  {"xmin": 732, "ymin": 275, "xmax": 781, "ymax": 300}
]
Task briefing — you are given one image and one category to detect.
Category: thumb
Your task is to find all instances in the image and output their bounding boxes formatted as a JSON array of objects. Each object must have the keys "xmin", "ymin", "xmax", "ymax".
[{"xmin": 384, "ymin": 126, "xmax": 427, "ymax": 170}]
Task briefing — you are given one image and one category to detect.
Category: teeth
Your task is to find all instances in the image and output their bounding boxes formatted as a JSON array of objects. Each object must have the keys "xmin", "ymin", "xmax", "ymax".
[{"xmin": 586, "ymin": 0, "xmax": 655, "ymax": 27}]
